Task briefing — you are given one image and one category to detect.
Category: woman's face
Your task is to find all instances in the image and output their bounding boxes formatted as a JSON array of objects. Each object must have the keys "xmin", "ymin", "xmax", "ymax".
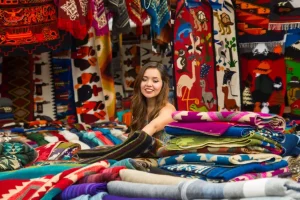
[{"xmin": 140, "ymin": 68, "xmax": 163, "ymax": 99}]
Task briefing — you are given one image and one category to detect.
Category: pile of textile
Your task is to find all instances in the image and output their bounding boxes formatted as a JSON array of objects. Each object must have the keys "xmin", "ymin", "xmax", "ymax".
[{"xmin": 0, "ymin": 111, "xmax": 300, "ymax": 199}]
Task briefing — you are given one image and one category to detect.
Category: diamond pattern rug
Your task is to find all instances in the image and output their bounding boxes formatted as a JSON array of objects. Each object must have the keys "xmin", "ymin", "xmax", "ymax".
[{"xmin": 1, "ymin": 56, "xmax": 34, "ymax": 122}]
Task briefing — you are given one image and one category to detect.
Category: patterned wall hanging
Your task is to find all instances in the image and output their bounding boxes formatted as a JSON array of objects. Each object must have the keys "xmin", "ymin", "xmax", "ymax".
[
  {"xmin": 173, "ymin": 0, "xmax": 217, "ymax": 111},
  {"xmin": 0, "ymin": 0, "xmax": 66, "ymax": 56},
  {"xmin": 233, "ymin": 0, "xmax": 285, "ymax": 47},
  {"xmin": 51, "ymin": 50, "xmax": 77, "ymax": 123},
  {"xmin": 71, "ymin": 29, "xmax": 109, "ymax": 124},
  {"xmin": 0, "ymin": 57, "xmax": 34, "ymax": 122},
  {"xmin": 95, "ymin": 34, "xmax": 116, "ymax": 121},
  {"xmin": 269, "ymin": 0, "xmax": 300, "ymax": 31},
  {"xmin": 33, "ymin": 52, "xmax": 56, "ymax": 120},
  {"xmin": 209, "ymin": 0, "xmax": 241, "ymax": 111},
  {"xmin": 284, "ymin": 32, "xmax": 300, "ymax": 116},
  {"xmin": 121, "ymin": 34, "xmax": 141, "ymax": 91},
  {"xmin": 0, "ymin": 57, "xmax": 2, "ymax": 92},
  {"xmin": 239, "ymin": 42, "xmax": 286, "ymax": 115}
]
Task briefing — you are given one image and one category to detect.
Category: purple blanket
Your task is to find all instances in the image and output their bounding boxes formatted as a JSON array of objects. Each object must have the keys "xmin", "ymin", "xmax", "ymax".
[
  {"xmin": 172, "ymin": 111, "xmax": 286, "ymax": 132},
  {"xmin": 60, "ymin": 183, "xmax": 107, "ymax": 200}
]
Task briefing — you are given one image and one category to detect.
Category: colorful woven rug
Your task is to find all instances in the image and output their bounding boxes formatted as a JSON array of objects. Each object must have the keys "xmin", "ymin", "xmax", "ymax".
[
  {"xmin": 0, "ymin": 56, "xmax": 34, "ymax": 122},
  {"xmin": 173, "ymin": 0, "xmax": 217, "ymax": 111},
  {"xmin": 95, "ymin": 33, "xmax": 116, "ymax": 121},
  {"xmin": 269, "ymin": 0, "xmax": 300, "ymax": 31},
  {"xmin": 239, "ymin": 42, "xmax": 286, "ymax": 115},
  {"xmin": 33, "ymin": 52, "xmax": 56, "ymax": 120},
  {"xmin": 51, "ymin": 50, "xmax": 77, "ymax": 123},
  {"xmin": 209, "ymin": 0, "xmax": 241, "ymax": 111},
  {"xmin": 284, "ymin": 32, "xmax": 300, "ymax": 116},
  {"xmin": 233, "ymin": 0, "xmax": 285, "ymax": 46},
  {"xmin": 71, "ymin": 29, "xmax": 109, "ymax": 124}
]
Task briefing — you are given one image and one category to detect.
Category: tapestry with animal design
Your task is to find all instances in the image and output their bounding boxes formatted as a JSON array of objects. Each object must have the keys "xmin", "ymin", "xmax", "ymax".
[
  {"xmin": 233, "ymin": 0, "xmax": 285, "ymax": 47},
  {"xmin": 269, "ymin": 0, "xmax": 300, "ymax": 31},
  {"xmin": 284, "ymin": 32, "xmax": 300, "ymax": 116},
  {"xmin": 33, "ymin": 52, "xmax": 56, "ymax": 121},
  {"xmin": 71, "ymin": 29, "xmax": 109, "ymax": 124},
  {"xmin": 239, "ymin": 42, "xmax": 286, "ymax": 115},
  {"xmin": 51, "ymin": 50, "xmax": 77, "ymax": 123},
  {"xmin": 173, "ymin": 0, "xmax": 217, "ymax": 112},
  {"xmin": 121, "ymin": 34, "xmax": 141, "ymax": 91},
  {"xmin": 95, "ymin": 34, "xmax": 116, "ymax": 121},
  {"xmin": 209, "ymin": 0, "xmax": 241, "ymax": 111}
]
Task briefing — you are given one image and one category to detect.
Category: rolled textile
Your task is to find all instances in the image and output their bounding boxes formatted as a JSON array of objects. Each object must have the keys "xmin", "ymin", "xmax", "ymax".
[
  {"xmin": 77, "ymin": 131, "xmax": 153, "ymax": 164},
  {"xmin": 172, "ymin": 111, "xmax": 286, "ymax": 131},
  {"xmin": 60, "ymin": 183, "xmax": 107, "ymax": 200},
  {"xmin": 178, "ymin": 178, "xmax": 300, "ymax": 199},
  {"xmin": 107, "ymin": 181, "xmax": 180, "ymax": 200},
  {"xmin": 77, "ymin": 166, "xmax": 125, "ymax": 183},
  {"xmin": 158, "ymin": 153, "xmax": 282, "ymax": 166},
  {"xmin": 119, "ymin": 169, "xmax": 190, "ymax": 185}
]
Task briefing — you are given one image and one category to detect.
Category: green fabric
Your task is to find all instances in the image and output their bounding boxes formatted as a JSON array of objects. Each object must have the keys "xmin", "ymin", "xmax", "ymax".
[
  {"xmin": 26, "ymin": 132, "xmax": 48, "ymax": 146},
  {"xmin": 166, "ymin": 133, "xmax": 282, "ymax": 151},
  {"xmin": 0, "ymin": 140, "xmax": 37, "ymax": 171}
]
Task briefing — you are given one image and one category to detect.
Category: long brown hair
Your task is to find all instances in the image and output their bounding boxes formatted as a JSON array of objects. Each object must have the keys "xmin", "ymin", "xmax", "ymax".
[{"xmin": 130, "ymin": 61, "xmax": 170, "ymax": 132}]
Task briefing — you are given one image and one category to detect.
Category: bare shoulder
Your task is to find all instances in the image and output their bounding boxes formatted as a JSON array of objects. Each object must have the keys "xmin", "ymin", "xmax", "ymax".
[{"xmin": 161, "ymin": 102, "xmax": 176, "ymax": 113}]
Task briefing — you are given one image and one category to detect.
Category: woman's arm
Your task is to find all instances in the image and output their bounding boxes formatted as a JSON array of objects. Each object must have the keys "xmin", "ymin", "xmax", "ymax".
[{"xmin": 142, "ymin": 104, "xmax": 176, "ymax": 136}]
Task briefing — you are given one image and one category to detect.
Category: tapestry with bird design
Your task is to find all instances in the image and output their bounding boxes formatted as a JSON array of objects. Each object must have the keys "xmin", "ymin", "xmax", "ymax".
[
  {"xmin": 173, "ymin": 0, "xmax": 217, "ymax": 112},
  {"xmin": 210, "ymin": 0, "xmax": 241, "ymax": 112}
]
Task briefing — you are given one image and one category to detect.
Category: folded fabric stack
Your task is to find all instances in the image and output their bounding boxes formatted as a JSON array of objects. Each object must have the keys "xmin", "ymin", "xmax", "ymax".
[
  {"xmin": 157, "ymin": 111, "xmax": 294, "ymax": 182},
  {"xmin": 0, "ymin": 97, "xmax": 14, "ymax": 127}
]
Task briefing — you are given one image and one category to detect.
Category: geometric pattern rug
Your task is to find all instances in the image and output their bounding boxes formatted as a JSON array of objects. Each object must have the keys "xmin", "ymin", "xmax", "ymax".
[{"xmin": 1, "ymin": 56, "xmax": 34, "ymax": 122}]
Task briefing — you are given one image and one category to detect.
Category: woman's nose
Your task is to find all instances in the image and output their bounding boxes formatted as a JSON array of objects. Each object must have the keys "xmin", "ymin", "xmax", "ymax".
[{"xmin": 146, "ymin": 80, "xmax": 152, "ymax": 86}]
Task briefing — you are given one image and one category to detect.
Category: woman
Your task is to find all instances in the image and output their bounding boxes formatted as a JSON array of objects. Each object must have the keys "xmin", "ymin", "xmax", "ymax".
[{"xmin": 130, "ymin": 61, "xmax": 176, "ymax": 141}]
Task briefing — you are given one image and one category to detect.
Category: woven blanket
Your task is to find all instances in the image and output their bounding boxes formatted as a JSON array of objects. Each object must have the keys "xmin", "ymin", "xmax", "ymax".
[
  {"xmin": 284, "ymin": 155, "xmax": 300, "ymax": 183},
  {"xmin": 209, "ymin": 0, "xmax": 241, "ymax": 111},
  {"xmin": 285, "ymin": 32, "xmax": 300, "ymax": 116},
  {"xmin": 0, "ymin": 139, "xmax": 37, "ymax": 171},
  {"xmin": 78, "ymin": 166, "xmax": 125, "ymax": 183},
  {"xmin": 1, "ymin": 56, "xmax": 34, "ymax": 122},
  {"xmin": 157, "ymin": 145, "xmax": 279, "ymax": 157},
  {"xmin": 60, "ymin": 183, "xmax": 107, "ymax": 200},
  {"xmin": 173, "ymin": 0, "xmax": 217, "ymax": 111},
  {"xmin": 33, "ymin": 52, "xmax": 56, "ymax": 120},
  {"xmin": 157, "ymin": 153, "xmax": 282, "ymax": 166},
  {"xmin": 269, "ymin": 0, "xmax": 300, "ymax": 31},
  {"xmin": 108, "ymin": 178, "xmax": 300, "ymax": 199},
  {"xmin": 71, "ymin": 29, "xmax": 109, "ymax": 123},
  {"xmin": 165, "ymin": 133, "xmax": 282, "ymax": 152},
  {"xmin": 178, "ymin": 177, "xmax": 300, "ymax": 199},
  {"xmin": 239, "ymin": 42, "xmax": 286, "ymax": 116},
  {"xmin": 234, "ymin": 0, "xmax": 285, "ymax": 45},
  {"xmin": 172, "ymin": 111, "xmax": 286, "ymax": 131},
  {"xmin": 0, "ymin": 161, "xmax": 108, "ymax": 200},
  {"xmin": 230, "ymin": 166, "xmax": 289, "ymax": 182},
  {"xmin": 76, "ymin": 131, "xmax": 154, "ymax": 164},
  {"xmin": 160, "ymin": 160, "xmax": 288, "ymax": 182}
]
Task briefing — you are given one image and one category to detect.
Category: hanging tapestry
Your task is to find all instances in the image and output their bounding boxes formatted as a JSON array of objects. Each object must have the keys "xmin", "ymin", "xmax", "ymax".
[
  {"xmin": 209, "ymin": 0, "xmax": 241, "ymax": 111},
  {"xmin": 239, "ymin": 42, "xmax": 286, "ymax": 116},
  {"xmin": 0, "ymin": 57, "xmax": 34, "ymax": 122},
  {"xmin": 233, "ymin": 0, "xmax": 285, "ymax": 46},
  {"xmin": 121, "ymin": 34, "xmax": 141, "ymax": 91},
  {"xmin": 0, "ymin": 57, "xmax": 2, "ymax": 89},
  {"xmin": 95, "ymin": 34, "xmax": 116, "ymax": 121},
  {"xmin": 125, "ymin": 0, "xmax": 148, "ymax": 35},
  {"xmin": 33, "ymin": 52, "xmax": 56, "ymax": 120},
  {"xmin": 173, "ymin": 0, "xmax": 217, "ymax": 111},
  {"xmin": 284, "ymin": 32, "xmax": 300, "ymax": 116},
  {"xmin": 0, "ymin": 0, "xmax": 65, "ymax": 56},
  {"xmin": 51, "ymin": 50, "xmax": 77, "ymax": 123},
  {"xmin": 269, "ymin": 0, "xmax": 300, "ymax": 31},
  {"xmin": 71, "ymin": 29, "xmax": 109, "ymax": 124},
  {"xmin": 91, "ymin": 0, "xmax": 109, "ymax": 36}
]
